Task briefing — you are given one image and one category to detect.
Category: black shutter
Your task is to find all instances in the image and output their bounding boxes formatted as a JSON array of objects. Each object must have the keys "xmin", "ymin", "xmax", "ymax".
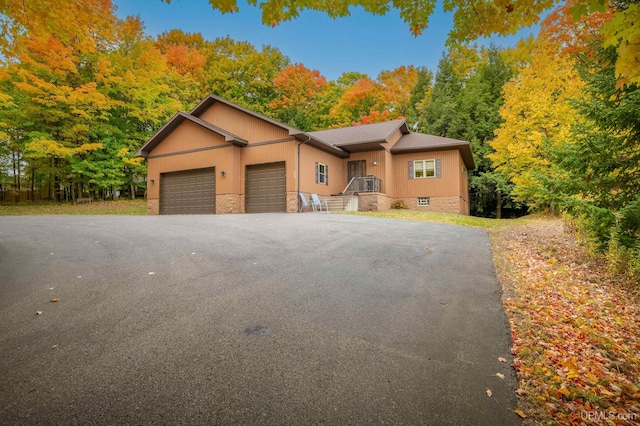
[
  {"xmin": 408, "ymin": 161, "xmax": 414, "ymax": 179},
  {"xmin": 325, "ymin": 165, "xmax": 328, "ymax": 185},
  {"xmin": 435, "ymin": 159, "xmax": 442, "ymax": 178},
  {"xmin": 315, "ymin": 162, "xmax": 319, "ymax": 183}
]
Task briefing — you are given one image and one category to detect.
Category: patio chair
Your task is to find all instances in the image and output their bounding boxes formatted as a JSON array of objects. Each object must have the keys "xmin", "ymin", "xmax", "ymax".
[
  {"xmin": 299, "ymin": 193, "xmax": 310, "ymax": 212},
  {"xmin": 310, "ymin": 193, "xmax": 329, "ymax": 212}
]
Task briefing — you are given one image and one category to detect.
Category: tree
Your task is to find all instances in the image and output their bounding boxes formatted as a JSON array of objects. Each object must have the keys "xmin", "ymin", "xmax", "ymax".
[
  {"xmin": 489, "ymin": 36, "xmax": 584, "ymax": 211},
  {"xmin": 556, "ymin": 41, "xmax": 640, "ymax": 254},
  {"xmin": 269, "ymin": 63, "xmax": 331, "ymax": 130},
  {"xmin": 419, "ymin": 53, "xmax": 462, "ymax": 137},
  {"xmin": 203, "ymin": 37, "xmax": 289, "ymax": 115},
  {"xmin": 163, "ymin": 0, "xmax": 640, "ymax": 87},
  {"xmin": 417, "ymin": 46, "xmax": 517, "ymax": 217}
]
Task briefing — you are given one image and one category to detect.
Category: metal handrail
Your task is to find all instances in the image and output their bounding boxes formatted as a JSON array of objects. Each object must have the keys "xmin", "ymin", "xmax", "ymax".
[{"xmin": 342, "ymin": 176, "xmax": 381, "ymax": 194}]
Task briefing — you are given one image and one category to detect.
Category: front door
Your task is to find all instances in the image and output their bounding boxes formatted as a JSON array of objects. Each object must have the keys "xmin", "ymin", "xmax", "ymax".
[{"xmin": 347, "ymin": 160, "xmax": 366, "ymax": 181}]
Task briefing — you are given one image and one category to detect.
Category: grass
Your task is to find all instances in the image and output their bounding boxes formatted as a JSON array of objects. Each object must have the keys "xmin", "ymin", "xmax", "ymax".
[
  {"xmin": 341, "ymin": 209, "xmax": 538, "ymax": 229},
  {"xmin": 0, "ymin": 199, "xmax": 147, "ymax": 216}
]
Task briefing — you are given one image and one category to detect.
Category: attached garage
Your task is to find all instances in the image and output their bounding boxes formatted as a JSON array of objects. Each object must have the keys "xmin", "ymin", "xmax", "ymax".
[
  {"xmin": 160, "ymin": 168, "xmax": 216, "ymax": 215},
  {"xmin": 245, "ymin": 162, "xmax": 286, "ymax": 213}
]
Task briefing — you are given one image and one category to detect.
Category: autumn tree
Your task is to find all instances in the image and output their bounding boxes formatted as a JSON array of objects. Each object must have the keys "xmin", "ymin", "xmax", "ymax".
[
  {"xmin": 329, "ymin": 66, "xmax": 418, "ymax": 126},
  {"xmin": 418, "ymin": 46, "xmax": 517, "ymax": 217},
  {"xmin": 269, "ymin": 63, "xmax": 333, "ymax": 130},
  {"xmin": 0, "ymin": 1, "xmax": 192, "ymax": 200},
  {"xmin": 203, "ymin": 37, "xmax": 289, "ymax": 115},
  {"xmin": 174, "ymin": 0, "xmax": 639, "ymax": 87},
  {"xmin": 490, "ymin": 36, "xmax": 584, "ymax": 211}
]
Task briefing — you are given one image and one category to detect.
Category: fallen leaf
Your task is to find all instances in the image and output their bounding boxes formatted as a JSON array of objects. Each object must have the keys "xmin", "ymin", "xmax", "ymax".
[
  {"xmin": 148, "ymin": 272, "xmax": 155, "ymax": 275},
  {"xmin": 514, "ymin": 408, "xmax": 527, "ymax": 418},
  {"xmin": 35, "ymin": 311, "xmax": 43, "ymax": 315},
  {"xmin": 496, "ymin": 373, "xmax": 505, "ymax": 379},
  {"xmin": 498, "ymin": 357, "xmax": 507, "ymax": 363},
  {"xmin": 486, "ymin": 389, "xmax": 493, "ymax": 397},
  {"xmin": 49, "ymin": 298, "xmax": 59, "ymax": 303},
  {"xmin": 48, "ymin": 288, "xmax": 54, "ymax": 290},
  {"xmin": 50, "ymin": 344, "xmax": 57, "ymax": 349},
  {"xmin": 515, "ymin": 388, "xmax": 527, "ymax": 396}
]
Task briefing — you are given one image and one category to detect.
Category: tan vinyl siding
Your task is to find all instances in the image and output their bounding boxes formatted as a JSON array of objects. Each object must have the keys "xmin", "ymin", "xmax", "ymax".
[
  {"xmin": 299, "ymin": 144, "xmax": 345, "ymax": 195},
  {"xmin": 459, "ymin": 152, "xmax": 470, "ymax": 214},
  {"xmin": 386, "ymin": 129, "xmax": 403, "ymax": 149},
  {"xmin": 148, "ymin": 121, "xmax": 227, "ymax": 157},
  {"xmin": 345, "ymin": 150, "xmax": 387, "ymax": 193},
  {"xmin": 384, "ymin": 151, "xmax": 395, "ymax": 197},
  {"xmin": 147, "ymin": 146, "xmax": 239, "ymax": 199},
  {"xmin": 242, "ymin": 141, "xmax": 297, "ymax": 192},
  {"xmin": 199, "ymin": 102, "xmax": 289, "ymax": 143},
  {"xmin": 393, "ymin": 150, "xmax": 461, "ymax": 197}
]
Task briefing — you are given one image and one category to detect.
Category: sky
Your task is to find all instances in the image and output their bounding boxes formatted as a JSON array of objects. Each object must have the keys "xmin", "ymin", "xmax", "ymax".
[{"xmin": 113, "ymin": 0, "xmax": 540, "ymax": 81}]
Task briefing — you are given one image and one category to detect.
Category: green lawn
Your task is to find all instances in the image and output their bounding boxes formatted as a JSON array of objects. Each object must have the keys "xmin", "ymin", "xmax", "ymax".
[
  {"xmin": 0, "ymin": 200, "xmax": 147, "ymax": 216},
  {"xmin": 341, "ymin": 209, "xmax": 539, "ymax": 229}
]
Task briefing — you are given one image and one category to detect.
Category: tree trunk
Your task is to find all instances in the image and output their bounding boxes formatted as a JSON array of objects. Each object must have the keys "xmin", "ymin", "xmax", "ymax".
[{"xmin": 496, "ymin": 191, "xmax": 502, "ymax": 219}]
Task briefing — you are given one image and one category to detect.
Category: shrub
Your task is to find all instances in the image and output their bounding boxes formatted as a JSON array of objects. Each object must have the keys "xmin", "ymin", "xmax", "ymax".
[{"xmin": 391, "ymin": 200, "xmax": 408, "ymax": 209}]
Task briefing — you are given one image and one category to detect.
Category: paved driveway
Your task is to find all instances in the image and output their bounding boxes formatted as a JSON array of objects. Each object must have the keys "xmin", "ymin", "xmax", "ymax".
[{"xmin": 0, "ymin": 214, "xmax": 518, "ymax": 425}]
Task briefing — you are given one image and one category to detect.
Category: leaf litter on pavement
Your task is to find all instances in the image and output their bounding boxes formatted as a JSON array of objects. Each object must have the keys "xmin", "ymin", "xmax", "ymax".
[{"xmin": 490, "ymin": 218, "xmax": 640, "ymax": 424}]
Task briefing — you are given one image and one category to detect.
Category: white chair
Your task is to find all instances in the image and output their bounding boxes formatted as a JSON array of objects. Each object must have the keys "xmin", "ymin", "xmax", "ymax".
[
  {"xmin": 298, "ymin": 193, "xmax": 310, "ymax": 212},
  {"xmin": 310, "ymin": 193, "xmax": 329, "ymax": 212}
]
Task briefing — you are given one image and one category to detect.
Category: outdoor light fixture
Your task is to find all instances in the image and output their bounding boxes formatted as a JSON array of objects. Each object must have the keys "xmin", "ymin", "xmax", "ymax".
[
  {"xmin": 221, "ymin": 170, "xmax": 226, "ymax": 177},
  {"xmin": 373, "ymin": 161, "xmax": 378, "ymax": 166},
  {"xmin": 150, "ymin": 178, "xmax": 156, "ymax": 184}
]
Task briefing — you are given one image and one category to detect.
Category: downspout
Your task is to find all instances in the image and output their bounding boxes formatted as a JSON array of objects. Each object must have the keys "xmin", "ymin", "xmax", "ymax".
[{"xmin": 297, "ymin": 135, "xmax": 312, "ymax": 212}]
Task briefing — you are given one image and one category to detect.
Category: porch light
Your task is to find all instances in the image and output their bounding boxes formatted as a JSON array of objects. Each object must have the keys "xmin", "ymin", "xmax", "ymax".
[{"xmin": 221, "ymin": 170, "xmax": 226, "ymax": 177}]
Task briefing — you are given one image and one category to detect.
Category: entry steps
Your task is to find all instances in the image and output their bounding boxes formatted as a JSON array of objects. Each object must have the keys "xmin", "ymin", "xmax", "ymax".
[{"xmin": 323, "ymin": 195, "xmax": 358, "ymax": 212}]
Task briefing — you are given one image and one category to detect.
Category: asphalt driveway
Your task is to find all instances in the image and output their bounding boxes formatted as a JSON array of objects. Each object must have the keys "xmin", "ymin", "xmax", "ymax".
[{"xmin": 0, "ymin": 213, "xmax": 518, "ymax": 425}]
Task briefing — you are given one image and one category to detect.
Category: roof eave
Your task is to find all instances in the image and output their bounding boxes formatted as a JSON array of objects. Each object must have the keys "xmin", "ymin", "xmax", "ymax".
[
  {"xmin": 191, "ymin": 94, "xmax": 303, "ymax": 135},
  {"xmin": 134, "ymin": 112, "xmax": 248, "ymax": 158},
  {"xmin": 292, "ymin": 133, "xmax": 349, "ymax": 158}
]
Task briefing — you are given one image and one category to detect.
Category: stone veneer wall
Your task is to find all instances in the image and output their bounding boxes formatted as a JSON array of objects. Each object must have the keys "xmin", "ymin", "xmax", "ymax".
[
  {"xmin": 393, "ymin": 196, "xmax": 463, "ymax": 214},
  {"xmin": 216, "ymin": 194, "xmax": 241, "ymax": 214},
  {"xmin": 286, "ymin": 192, "xmax": 299, "ymax": 213},
  {"xmin": 357, "ymin": 192, "xmax": 393, "ymax": 212},
  {"xmin": 147, "ymin": 198, "xmax": 159, "ymax": 215}
]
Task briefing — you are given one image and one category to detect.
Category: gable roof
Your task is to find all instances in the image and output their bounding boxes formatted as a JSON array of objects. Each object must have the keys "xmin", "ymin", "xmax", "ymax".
[
  {"xmin": 189, "ymin": 94, "xmax": 348, "ymax": 158},
  {"xmin": 136, "ymin": 94, "xmax": 474, "ymax": 166},
  {"xmin": 391, "ymin": 133, "xmax": 475, "ymax": 169},
  {"xmin": 190, "ymin": 94, "xmax": 300, "ymax": 134},
  {"xmin": 135, "ymin": 112, "xmax": 247, "ymax": 158}
]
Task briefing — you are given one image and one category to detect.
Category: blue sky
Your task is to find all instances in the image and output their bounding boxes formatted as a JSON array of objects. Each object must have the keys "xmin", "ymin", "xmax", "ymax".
[{"xmin": 113, "ymin": 0, "xmax": 539, "ymax": 81}]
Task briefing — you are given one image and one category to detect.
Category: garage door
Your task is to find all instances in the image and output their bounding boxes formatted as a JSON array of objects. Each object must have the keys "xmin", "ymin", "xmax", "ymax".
[
  {"xmin": 160, "ymin": 168, "xmax": 216, "ymax": 214},
  {"xmin": 245, "ymin": 162, "xmax": 286, "ymax": 213}
]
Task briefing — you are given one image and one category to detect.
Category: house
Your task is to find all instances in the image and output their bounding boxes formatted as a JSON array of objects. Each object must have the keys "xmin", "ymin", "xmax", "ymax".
[{"xmin": 135, "ymin": 95, "xmax": 475, "ymax": 215}]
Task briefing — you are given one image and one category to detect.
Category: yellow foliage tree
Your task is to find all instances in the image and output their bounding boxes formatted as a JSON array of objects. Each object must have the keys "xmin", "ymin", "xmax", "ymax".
[{"xmin": 489, "ymin": 36, "xmax": 584, "ymax": 210}]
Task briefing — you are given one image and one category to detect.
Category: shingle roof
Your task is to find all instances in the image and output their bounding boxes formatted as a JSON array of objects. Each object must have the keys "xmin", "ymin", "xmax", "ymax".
[
  {"xmin": 136, "ymin": 94, "xmax": 474, "ymax": 167},
  {"xmin": 308, "ymin": 120, "xmax": 407, "ymax": 146},
  {"xmin": 391, "ymin": 133, "xmax": 475, "ymax": 169}
]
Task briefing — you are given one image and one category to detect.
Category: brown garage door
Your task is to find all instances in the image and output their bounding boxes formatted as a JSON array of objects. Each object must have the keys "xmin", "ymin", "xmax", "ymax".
[
  {"xmin": 160, "ymin": 168, "xmax": 216, "ymax": 214},
  {"xmin": 245, "ymin": 162, "xmax": 286, "ymax": 213}
]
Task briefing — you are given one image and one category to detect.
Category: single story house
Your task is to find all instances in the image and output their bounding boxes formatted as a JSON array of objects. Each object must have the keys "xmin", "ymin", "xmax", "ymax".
[{"xmin": 135, "ymin": 94, "xmax": 475, "ymax": 215}]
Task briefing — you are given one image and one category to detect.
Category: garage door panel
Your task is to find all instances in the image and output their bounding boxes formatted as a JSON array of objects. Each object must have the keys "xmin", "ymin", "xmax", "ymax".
[
  {"xmin": 160, "ymin": 168, "xmax": 215, "ymax": 214},
  {"xmin": 245, "ymin": 162, "xmax": 285, "ymax": 213}
]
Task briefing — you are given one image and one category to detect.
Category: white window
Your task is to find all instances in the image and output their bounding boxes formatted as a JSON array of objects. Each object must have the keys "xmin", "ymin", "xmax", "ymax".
[
  {"xmin": 418, "ymin": 197, "xmax": 430, "ymax": 206},
  {"xmin": 316, "ymin": 162, "xmax": 328, "ymax": 185},
  {"xmin": 414, "ymin": 160, "xmax": 435, "ymax": 178}
]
